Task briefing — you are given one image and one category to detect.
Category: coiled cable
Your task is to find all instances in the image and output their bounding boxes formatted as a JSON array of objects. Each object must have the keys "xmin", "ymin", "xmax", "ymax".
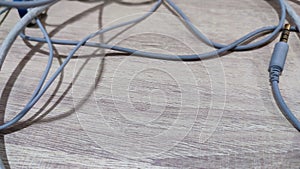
[{"xmin": 0, "ymin": 0, "xmax": 299, "ymax": 131}]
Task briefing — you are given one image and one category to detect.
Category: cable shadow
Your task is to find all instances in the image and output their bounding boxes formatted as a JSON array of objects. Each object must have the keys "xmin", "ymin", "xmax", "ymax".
[
  {"xmin": 289, "ymin": 0, "xmax": 300, "ymax": 6},
  {"xmin": 27, "ymin": 0, "xmax": 162, "ymax": 124},
  {"xmin": 1, "ymin": 0, "xmax": 293, "ymax": 168},
  {"xmin": 0, "ymin": 1, "xmax": 108, "ymax": 168},
  {"xmin": 0, "ymin": 1, "xmax": 108, "ymax": 133},
  {"xmin": 1, "ymin": 0, "xmax": 249, "ymax": 143},
  {"xmin": 31, "ymin": 1, "xmax": 108, "ymax": 125},
  {"xmin": 71, "ymin": 0, "xmax": 157, "ymax": 5},
  {"xmin": 1, "ymin": 47, "xmax": 64, "ymax": 135},
  {"xmin": 0, "ymin": 0, "xmax": 156, "ymax": 131},
  {"xmin": 163, "ymin": 0, "xmax": 282, "ymax": 53},
  {"xmin": 113, "ymin": 0, "xmax": 157, "ymax": 6},
  {"xmin": 0, "ymin": 37, "xmax": 49, "ymax": 169},
  {"xmin": 0, "ymin": 0, "xmax": 160, "ymax": 167}
]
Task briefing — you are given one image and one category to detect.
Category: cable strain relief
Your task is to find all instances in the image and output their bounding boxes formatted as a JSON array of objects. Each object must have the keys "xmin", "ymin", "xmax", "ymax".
[{"xmin": 269, "ymin": 66, "xmax": 281, "ymax": 83}]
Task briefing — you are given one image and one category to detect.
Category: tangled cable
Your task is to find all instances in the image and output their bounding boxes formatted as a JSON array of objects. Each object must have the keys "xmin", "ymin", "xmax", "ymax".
[{"xmin": 0, "ymin": 0, "xmax": 299, "ymax": 132}]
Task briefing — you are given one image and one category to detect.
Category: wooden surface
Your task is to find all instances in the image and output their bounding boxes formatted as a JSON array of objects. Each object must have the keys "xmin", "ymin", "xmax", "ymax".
[{"xmin": 0, "ymin": 0, "xmax": 300, "ymax": 168}]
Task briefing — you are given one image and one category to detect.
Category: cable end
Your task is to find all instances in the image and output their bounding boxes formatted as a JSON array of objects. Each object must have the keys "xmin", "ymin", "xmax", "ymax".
[
  {"xmin": 280, "ymin": 24, "xmax": 291, "ymax": 43},
  {"xmin": 268, "ymin": 24, "xmax": 291, "ymax": 76}
]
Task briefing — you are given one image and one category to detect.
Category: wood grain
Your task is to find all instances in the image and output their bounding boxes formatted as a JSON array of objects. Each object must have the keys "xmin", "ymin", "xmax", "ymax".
[{"xmin": 0, "ymin": 0, "xmax": 300, "ymax": 168}]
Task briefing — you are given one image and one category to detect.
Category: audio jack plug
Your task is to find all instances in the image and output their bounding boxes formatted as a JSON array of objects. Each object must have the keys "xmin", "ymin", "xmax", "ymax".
[
  {"xmin": 269, "ymin": 24, "xmax": 290, "ymax": 80},
  {"xmin": 269, "ymin": 24, "xmax": 300, "ymax": 131}
]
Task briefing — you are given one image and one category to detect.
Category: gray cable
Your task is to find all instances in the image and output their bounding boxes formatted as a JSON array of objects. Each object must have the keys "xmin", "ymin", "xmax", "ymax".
[
  {"xmin": 268, "ymin": 24, "xmax": 300, "ymax": 131},
  {"xmin": 0, "ymin": 0, "xmax": 299, "ymax": 131},
  {"xmin": 0, "ymin": 17, "xmax": 54, "ymax": 130},
  {"xmin": 0, "ymin": 157, "xmax": 5, "ymax": 169},
  {"xmin": 271, "ymin": 81, "xmax": 300, "ymax": 131},
  {"xmin": 0, "ymin": 1, "xmax": 298, "ymax": 169},
  {"xmin": 285, "ymin": 1, "xmax": 300, "ymax": 31},
  {"xmin": 19, "ymin": 0, "xmax": 287, "ymax": 60},
  {"xmin": 20, "ymin": 26, "xmax": 285, "ymax": 60},
  {"xmin": 0, "ymin": 1, "xmax": 57, "ymax": 69},
  {"xmin": 0, "ymin": 0, "xmax": 54, "ymax": 8},
  {"xmin": 164, "ymin": 0, "xmax": 286, "ymax": 51},
  {"xmin": 0, "ymin": 0, "xmax": 162, "ymax": 130}
]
